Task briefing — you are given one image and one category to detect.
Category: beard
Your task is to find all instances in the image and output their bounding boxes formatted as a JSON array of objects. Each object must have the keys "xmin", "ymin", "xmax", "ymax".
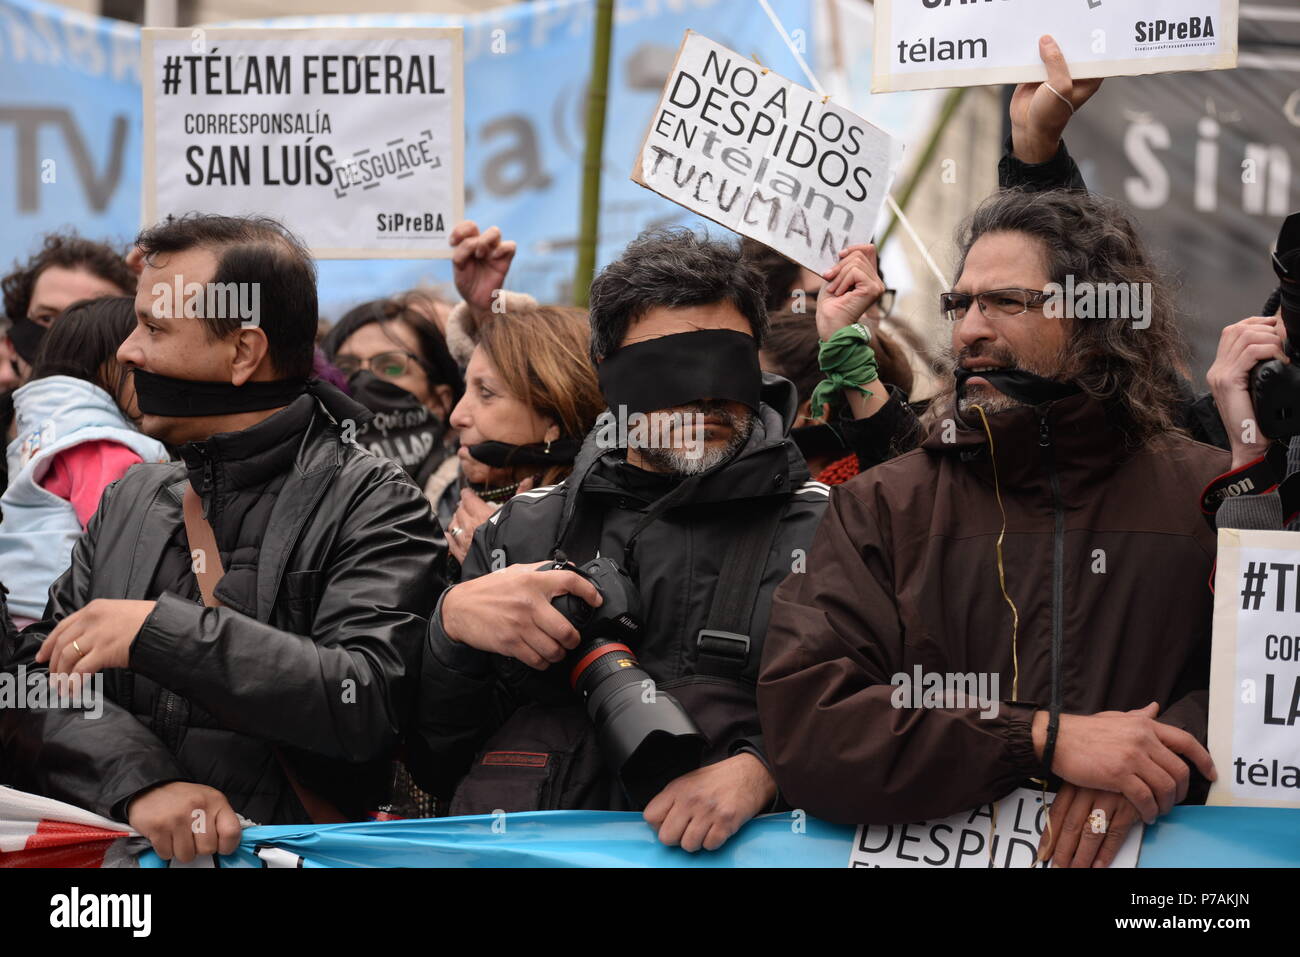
[
  {"xmin": 632, "ymin": 399, "xmax": 756, "ymax": 476},
  {"xmin": 946, "ymin": 342, "xmax": 1067, "ymax": 416}
]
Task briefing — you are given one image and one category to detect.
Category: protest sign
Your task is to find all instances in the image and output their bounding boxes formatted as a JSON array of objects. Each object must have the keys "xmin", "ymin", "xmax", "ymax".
[
  {"xmin": 1208, "ymin": 528, "xmax": 1300, "ymax": 809},
  {"xmin": 848, "ymin": 787, "xmax": 1143, "ymax": 868},
  {"xmin": 872, "ymin": 0, "xmax": 1239, "ymax": 93},
  {"xmin": 632, "ymin": 30, "xmax": 904, "ymax": 275},
  {"xmin": 142, "ymin": 27, "xmax": 464, "ymax": 258}
]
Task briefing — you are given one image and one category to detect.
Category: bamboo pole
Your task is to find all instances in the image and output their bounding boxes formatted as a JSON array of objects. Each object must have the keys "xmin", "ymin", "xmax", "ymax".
[{"xmin": 572, "ymin": 0, "xmax": 615, "ymax": 308}]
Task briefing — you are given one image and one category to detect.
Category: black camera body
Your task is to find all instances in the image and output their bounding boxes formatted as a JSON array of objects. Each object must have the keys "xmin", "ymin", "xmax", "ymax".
[
  {"xmin": 546, "ymin": 556, "xmax": 705, "ymax": 809},
  {"xmin": 1249, "ymin": 213, "xmax": 1300, "ymax": 439}
]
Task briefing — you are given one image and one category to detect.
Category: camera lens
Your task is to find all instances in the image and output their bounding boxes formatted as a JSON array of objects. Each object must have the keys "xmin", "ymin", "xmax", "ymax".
[{"xmin": 568, "ymin": 635, "xmax": 638, "ymax": 694}]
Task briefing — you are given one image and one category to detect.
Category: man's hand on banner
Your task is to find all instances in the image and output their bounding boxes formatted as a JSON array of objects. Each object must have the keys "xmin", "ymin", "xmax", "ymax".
[
  {"xmin": 36, "ymin": 599, "xmax": 157, "ymax": 684},
  {"xmin": 126, "ymin": 781, "xmax": 242, "ymax": 864},
  {"xmin": 451, "ymin": 220, "xmax": 517, "ymax": 314},
  {"xmin": 817, "ymin": 244, "xmax": 891, "ymax": 421},
  {"xmin": 816, "ymin": 243, "xmax": 886, "ymax": 340},
  {"xmin": 1035, "ymin": 702, "xmax": 1216, "ymax": 824},
  {"xmin": 1037, "ymin": 783, "xmax": 1140, "ymax": 868},
  {"xmin": 643, "ymin": 752, "xmax": 777, "ymax": 852},
  {"xmin": 1010, "ymin": 35, "xmax": 1103, "ymax": 165}
]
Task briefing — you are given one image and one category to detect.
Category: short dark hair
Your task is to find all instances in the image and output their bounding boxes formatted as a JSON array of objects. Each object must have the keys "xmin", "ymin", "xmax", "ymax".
[
  {"xmin": 587, "ymin": 228, "xmax": 769, "ymax": 363},
  {"xmin": 322, "ymin": 297, "xmax": 463, "ymax": 401},
  {"xmin": 31, "ymin": 295, "xmax": 136, "ymax": 398},
  {"xmin": 135, "ymin": 214, "xmax": 317, "ymax": 379},
  {"xmin": 2, "ymin": 233, "xmax": 135, "ymax": 321}
]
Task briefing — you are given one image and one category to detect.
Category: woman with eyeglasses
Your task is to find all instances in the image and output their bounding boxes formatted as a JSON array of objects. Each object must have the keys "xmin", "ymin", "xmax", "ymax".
[{"xmin": 322, "ymin": 298, "xmax": 465, "ymax": 495}]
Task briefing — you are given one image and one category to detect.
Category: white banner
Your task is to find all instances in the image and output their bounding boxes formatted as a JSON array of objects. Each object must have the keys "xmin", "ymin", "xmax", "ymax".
[
  {"xmin": 632, "ymin": 30, "xmax": 904, "ymax": 275},
  {"xmin": 142, "ymin": 27, "xmax": 464, "ymax": 258},
  {"xmin": 872, "ymin": 0, "xmax": 1239, "ymax": 93},
  {"xmin": 849, "ymin": 787, "xmax": 1143, "ymax": 868},
  {"xmin": 1208, "ymin": 528, "xmax": 1300, "ymax": 808}
]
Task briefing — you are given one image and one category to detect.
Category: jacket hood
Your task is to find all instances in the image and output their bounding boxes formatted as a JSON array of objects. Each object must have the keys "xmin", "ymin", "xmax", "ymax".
[
  {"xmin": 760, "ymin": 370, "xmax": 801, "ymax": 435},
  {"xmin": 13, "ymin": 375, "xmax": 129, "ymax": 435}
]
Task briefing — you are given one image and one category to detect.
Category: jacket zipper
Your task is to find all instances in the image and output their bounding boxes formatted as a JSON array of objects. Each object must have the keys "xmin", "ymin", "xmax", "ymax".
[
  {"xmin": 1040, "ymin": 415, "xmax": 1064, "ymax": 729},
  {"xmin": 160, "ymin": 689, "xmax": 182, "ymax": 752}
]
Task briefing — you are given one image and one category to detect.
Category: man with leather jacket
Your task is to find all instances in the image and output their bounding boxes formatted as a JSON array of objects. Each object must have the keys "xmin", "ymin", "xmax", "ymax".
[{"xmin": 0, "ymin": 214, "xmax": 443, "ymax": 863}]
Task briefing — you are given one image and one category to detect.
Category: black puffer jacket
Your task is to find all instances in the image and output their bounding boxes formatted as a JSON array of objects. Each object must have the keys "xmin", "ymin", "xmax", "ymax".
[
  {"xmin": 0, "ymin": 389, "xmax": 444, "ymax": 824},
  {"xmin": 410, "ymin": 374, "xmax": 830, "ymax": 809}
]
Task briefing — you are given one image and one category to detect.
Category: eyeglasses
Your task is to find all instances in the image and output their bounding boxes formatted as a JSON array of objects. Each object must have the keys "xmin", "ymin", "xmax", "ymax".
[
  {"xmin": 940, "ymin": 288, "xmax": 1055, "ymax": 323},
  {"xmin": 333, "ymin": 350, "xmax": 423, "ymax": 381}
]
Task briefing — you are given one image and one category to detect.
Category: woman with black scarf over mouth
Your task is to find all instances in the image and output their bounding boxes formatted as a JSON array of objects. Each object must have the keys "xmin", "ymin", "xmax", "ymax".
[
  {"xmin": 425, "ymin": 221, "xmax": 602, "ymax": 577},
  {"xmin": 322, "ymin": 297, "xmax": 463, "ymax": 493},
  {"xmin": 438, "ymin": 297, "xmax": 604, "ymax": 576}
]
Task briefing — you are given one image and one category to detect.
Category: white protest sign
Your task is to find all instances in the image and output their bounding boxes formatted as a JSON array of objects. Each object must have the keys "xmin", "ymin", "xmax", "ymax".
[
  {"xmin": 1208, "ymin": 528, "xmax": 1300, "ymax": 808},
  {"xmin": 872, "ymin": 0, "xmax": 1239, "ymax": 93},
  {"xmin": 632, "ymin": 30, "xmax": 904, "ymax": 275},
  {"xmin": 142, "ymin": 28, "xmax": 464, "ymax": 258},
  {"xmin": 848, "ymin": 787, "xmax": 1143, "ymax": 868}
]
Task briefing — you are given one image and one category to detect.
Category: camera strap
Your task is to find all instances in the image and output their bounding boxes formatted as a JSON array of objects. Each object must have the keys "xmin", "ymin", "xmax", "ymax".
[
  {"xmin": 1199, "ymin": 442, "xmax": 1291, "ymax": 521},
  {"xmin": 696, "ymin": 499, "xmax": 786, "ymax": 679},
  {"xmin": 180, "ymin": 483, "xmax": 348, "ymax": 826}
]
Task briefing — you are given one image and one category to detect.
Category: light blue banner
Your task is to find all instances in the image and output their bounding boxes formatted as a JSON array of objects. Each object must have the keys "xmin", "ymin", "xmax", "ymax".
[
  {"xmin": 0, "ymin": 0, "xmax": 143, "ymax": 269},
  {"xmin": 138, "ymin": 806, "xmax": 1300, "ymax": 868}
]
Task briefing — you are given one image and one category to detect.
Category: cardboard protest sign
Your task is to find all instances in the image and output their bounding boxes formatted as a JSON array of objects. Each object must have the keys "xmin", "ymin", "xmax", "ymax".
[
  {"xmin": 142, "ymin": 28, "xmax": 464, "ymax": 258},
  {"xmin": 632, "ymin": 31, "xmax": 904, "ymax": 275},
  {"xmin": 1208, "ymin": 528, "xmax": 1300, "ymax": 808},
  {"xmin": 848, "ymin": 787, "xmax": 1143, "ymax": 868},
  {"xmin": 873, "ymin": 0, "xmax": 1239, "ymax": 93}
]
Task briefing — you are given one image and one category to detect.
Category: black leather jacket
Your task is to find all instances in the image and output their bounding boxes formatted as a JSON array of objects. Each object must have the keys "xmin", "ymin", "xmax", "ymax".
[{"xmin": 0, "ymin": 391, "xmax": 445, "ymax": 824}]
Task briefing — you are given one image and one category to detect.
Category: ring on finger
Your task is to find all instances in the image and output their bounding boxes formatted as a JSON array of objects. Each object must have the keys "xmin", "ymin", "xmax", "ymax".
[{"xmin": 1088, "ymin": 808, "xmax": 1108, "ymax": 835}]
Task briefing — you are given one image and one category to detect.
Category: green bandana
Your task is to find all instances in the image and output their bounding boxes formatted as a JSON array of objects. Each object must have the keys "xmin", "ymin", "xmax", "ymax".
[{"xmin": 810, "ymin": 322, "xmax": 880, "ymax": 418}]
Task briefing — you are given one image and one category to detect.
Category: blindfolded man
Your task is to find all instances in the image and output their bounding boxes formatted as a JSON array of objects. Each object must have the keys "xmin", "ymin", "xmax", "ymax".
[{"xmin": 412, "ymin": 229, "xmax": 835, "ymax": 851}]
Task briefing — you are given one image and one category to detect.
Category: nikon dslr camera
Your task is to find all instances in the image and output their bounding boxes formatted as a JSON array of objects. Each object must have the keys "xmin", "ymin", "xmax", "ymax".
[{"xmin": 546, "ymin": 556, "xmax": 705, "ymax": 808}]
